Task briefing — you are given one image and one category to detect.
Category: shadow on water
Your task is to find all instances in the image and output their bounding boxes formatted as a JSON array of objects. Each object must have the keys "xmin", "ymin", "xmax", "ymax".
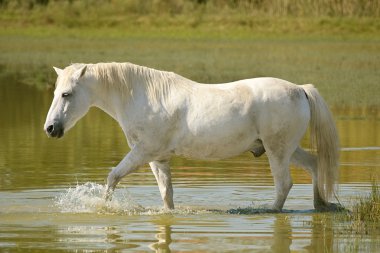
[
  {"xmin": 227, "ymin": 207, "xmax": 317, "ymax": 214},
  {"xmin": 226, "ymin": 203, "xmax": 351, "ymax": 215}
]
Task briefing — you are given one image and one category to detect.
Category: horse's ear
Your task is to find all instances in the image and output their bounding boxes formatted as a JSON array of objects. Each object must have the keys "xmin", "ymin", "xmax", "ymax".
[
  {"xmin": 74, "ymin": 65, "xmax": 87, "ymax": 79},
  {"xmin": 53, "ymin": 67, "xmax": 63, "ymax": 76},
  {"xmin": 79, "ymin": 65, "xmax": 87, "ymax": 78}
]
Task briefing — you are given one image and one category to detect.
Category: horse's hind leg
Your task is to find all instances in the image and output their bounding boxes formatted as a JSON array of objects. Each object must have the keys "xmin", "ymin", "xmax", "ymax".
[
  {"xmin": 262, "ymin": 138, "xmax": 295, "ymax": 211},
  {"xmin": 267, "ymin": 154, "xmax": 293, "ymax": 211},
  {"xmin": 149, "ymin": 160, "xmax": 174, "ymax": 209},
  {"xmin": 291, "ymin": 147, "xmax": 340, "ymax": 211},
  {"xmin": 262, "ymin": 133, "xmax": 301, "ymax": 211},
  {"xmin": 290, "ymin": 147, "xmax": 324, "ymax": 207}
]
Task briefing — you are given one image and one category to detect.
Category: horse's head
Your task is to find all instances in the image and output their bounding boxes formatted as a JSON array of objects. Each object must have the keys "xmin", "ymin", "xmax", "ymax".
[{"xmin": 44, "ymin": 64, "xmax": 92, "ymax": 138}]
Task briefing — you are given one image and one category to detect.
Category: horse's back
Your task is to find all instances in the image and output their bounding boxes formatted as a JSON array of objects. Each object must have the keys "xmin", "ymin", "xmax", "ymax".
[{"xmin": 216, "ymin": 77, "xmax": 310, "ymax": 120}]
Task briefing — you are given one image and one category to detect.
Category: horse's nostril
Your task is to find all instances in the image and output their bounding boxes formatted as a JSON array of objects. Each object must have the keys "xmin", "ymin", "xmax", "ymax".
[{"xmin": 47, "ymin": 125, "xmax": 54, "ymax": 134}]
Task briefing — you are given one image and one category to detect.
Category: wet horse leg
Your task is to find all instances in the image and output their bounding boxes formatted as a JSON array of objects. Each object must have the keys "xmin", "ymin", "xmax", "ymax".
[
  {"xmin": 268, "ymin": 155, "xmax": 293, "ymax": 211},
  {"xmin": 263, "ymin": 135, "xmax": 298, "ymax": 211},
  {"xmin": 291, "ymin": 147, "xmax": 341, "ymax": 211},
  {"xmin": 105, "ymin": 145, "xmax": 150, "ymax": 200},
  {"xmin": 149, "ymin": 160, "xmax": 174, "ymax": 209}
]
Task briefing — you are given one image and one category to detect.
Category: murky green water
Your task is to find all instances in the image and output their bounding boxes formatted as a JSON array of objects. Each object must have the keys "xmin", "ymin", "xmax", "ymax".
[{"xmin": 0, "ymin": 78, "xmax": 379, "ymax": 252}]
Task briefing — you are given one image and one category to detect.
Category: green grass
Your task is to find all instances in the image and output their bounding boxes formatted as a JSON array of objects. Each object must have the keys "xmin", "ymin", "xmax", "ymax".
[
  {"xmin": 0, "ymin": 1, "xmax": 379, "ymax": 107},
  {"xmin": 1, "ymin": 25, "xmax": 379, "ymax": 107},
  {"xmin": 344, "ymin": 182, "xmax": 380, "ymax": 233},
  {"xmin": 296, "ymin": 183, "xmax": 380, "ymax": 250},
  {"xmin": 1, "ymin": 0, "xmax": 380, "ymax": 21}
]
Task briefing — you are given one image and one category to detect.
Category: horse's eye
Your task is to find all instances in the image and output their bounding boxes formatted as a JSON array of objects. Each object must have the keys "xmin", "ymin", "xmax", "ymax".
[{"xmin": 62, "ymin": 93, "xmax": 71, "ymax": 98}]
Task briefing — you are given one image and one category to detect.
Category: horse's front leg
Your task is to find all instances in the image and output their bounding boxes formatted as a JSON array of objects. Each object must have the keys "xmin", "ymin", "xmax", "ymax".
[
  {"xmin": 105, "ymin": 146, "xmax": 149, "ymax": 199},
  {"xmin": 149, "ymin": 160, "xmax": 174, "ymax": 209}
]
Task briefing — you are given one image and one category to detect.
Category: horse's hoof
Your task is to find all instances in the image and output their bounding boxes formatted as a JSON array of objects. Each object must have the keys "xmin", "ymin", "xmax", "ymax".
[{"xmin": 104, "ymin": 186, "xmax": 114, "ymax": 202}]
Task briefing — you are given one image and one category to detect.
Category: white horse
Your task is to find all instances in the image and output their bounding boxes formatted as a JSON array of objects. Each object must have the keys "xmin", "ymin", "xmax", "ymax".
[{"xmin": 44, "ymin": 62, "xmax": 340, "ymax": 211}]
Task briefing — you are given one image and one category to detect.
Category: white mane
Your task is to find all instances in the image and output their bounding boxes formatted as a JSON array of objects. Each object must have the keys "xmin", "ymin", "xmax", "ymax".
[{"xmin": 84, "ymin": 62, "xmax": 194, "ymax": 103}]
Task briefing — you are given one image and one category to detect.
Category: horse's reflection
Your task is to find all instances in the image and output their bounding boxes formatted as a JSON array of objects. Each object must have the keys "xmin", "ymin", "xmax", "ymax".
[
  {"xmin": 272, "ymin": 213, "xmax": 334, "ymax": 253},
  {"xmin": 272, "ymin": 215, "xmax": 292, "ymax": 253},
  {"xmin": 306, "ymin": 214, "xmax": 334, "ymax": 252},
  {"xmin": 149, "ymin": 225, "xmax": 172, "ymax": 253},
  {"xmin": 58, "ymin": 211, "xmax": 337, "ymax": 252}
]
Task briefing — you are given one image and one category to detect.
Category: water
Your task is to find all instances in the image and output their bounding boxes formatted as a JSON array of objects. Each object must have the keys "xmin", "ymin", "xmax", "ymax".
[{"xmin": 0, "ymin": 79, "xmax": 379, "ymax": 252}]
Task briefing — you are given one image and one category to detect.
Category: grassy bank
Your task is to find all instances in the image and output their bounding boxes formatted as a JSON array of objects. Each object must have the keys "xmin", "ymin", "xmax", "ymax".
[
  {"xmin": 1, "ymin": 1, "xmax": 379, "ymax": 106},
  {"xmin": 1, "ymin": 0, "xmax": 379, "ymax": 38},
  {"xmin": 345, "ymin": 182, "xmax": 380, "ymax": 233},
  {"xmin": 1, "ymin": 0, "xmax": 380, "ymax": 24}
]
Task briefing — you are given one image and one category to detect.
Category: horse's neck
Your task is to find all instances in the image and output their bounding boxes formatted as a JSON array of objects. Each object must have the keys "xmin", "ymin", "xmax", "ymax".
[
  {"xmin": 90, "ymin": 67, "xmax": 193, "ymax": 124},
  {"xmin": 91, "ymin": 82, "xmax": 126, "ymax": 123}
]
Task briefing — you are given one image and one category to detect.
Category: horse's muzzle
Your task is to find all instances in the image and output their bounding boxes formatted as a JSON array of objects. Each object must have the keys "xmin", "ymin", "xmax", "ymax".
[{"xmin": 45, "ymin": 122, "xmax": 64, "ymax": 138}]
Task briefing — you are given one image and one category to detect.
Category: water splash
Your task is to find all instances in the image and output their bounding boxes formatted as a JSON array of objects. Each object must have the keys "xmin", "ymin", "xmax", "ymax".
[
  {"xmin": 54, "ymin": 182, "xmax": 144, "ymax": 214},
  {"xmin": 54, "ymin": 182, "xmax": 216, "ymax": 215}
]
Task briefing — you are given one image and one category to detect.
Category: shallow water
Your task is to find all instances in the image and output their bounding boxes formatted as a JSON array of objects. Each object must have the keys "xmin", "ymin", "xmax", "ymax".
[{"xmin": 0, "ymin": 80, "xmax": 379, "ymax": 252}]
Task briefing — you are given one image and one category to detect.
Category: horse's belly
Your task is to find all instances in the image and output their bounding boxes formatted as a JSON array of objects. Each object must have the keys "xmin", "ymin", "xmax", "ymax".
[
  {"xmin": 176, "ymin": 144, "xmax": 249, "ymax": 160},
  {"xmin": 174, "ymin": 132, "xmax": 256, "ymax": 160}
]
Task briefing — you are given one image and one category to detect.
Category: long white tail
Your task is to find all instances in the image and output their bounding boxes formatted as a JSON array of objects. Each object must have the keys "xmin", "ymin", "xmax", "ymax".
[{"xmin": 302, "ymin": 84, "xmax": 340, "ymax": 202}]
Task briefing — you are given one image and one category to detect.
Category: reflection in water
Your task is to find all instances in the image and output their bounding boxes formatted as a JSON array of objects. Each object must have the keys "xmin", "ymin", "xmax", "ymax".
[
  {"xmin": 0, "ymin": 189, "xmax": 379, "ymax": 252},
  {"xmin": 149, "ymin": 225, "xmax": 172, "ymax": 253},
  {"xmin": 252, "ymin": 214, "xmax": 334, "ymax": 253},
  {"xmin": 272, "ymin": 215, "xmax": 292, "ymax": 253},
  {"xmin": 305, "ymin": 214, "xmax": 334, "ymax": 253},
  {"xmin": 53, "ymin": 217, "xmax": 174, "ymax": 252},
  {"xmin": 149, "ymin": 216, "xmax": 175, "ymax": 252}
]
